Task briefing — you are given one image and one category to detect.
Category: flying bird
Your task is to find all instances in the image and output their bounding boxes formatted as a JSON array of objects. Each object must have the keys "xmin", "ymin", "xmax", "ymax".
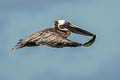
[{"xmin": 12, "ymin": 20, "xmax": 96, "ymax": 50}]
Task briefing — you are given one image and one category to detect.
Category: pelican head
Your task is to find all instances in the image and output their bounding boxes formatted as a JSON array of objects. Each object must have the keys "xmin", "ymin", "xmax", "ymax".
[{"xmin": 54, "ymin": 20, "xmax": 96, "ymax": 36}]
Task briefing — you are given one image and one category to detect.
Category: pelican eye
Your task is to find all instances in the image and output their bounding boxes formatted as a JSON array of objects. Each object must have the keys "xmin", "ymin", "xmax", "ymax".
[{"xmin": 59, "ymin": 22, "xmax": 70, "ymax": 29}]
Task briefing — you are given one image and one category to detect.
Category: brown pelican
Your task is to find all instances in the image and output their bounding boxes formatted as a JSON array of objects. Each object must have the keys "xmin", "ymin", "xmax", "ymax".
[{"xmin": 12, "ymin": 20, "xmax": 96, "ymax": 50}]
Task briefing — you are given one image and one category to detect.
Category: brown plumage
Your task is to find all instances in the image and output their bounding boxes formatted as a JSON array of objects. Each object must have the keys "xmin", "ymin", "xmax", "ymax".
[{"xmin": 12, "ymin": 20, "xmax": 96, "ymax": 50}]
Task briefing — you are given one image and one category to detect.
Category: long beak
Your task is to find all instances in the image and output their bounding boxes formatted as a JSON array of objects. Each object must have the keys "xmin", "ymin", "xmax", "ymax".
[
  {"xmin": 66, "ymin": 23, "xmax": 95, "ymax": 36},
  {"xmin": 65, "ymin": 23, "xmax": 96, "ymax": 47}
]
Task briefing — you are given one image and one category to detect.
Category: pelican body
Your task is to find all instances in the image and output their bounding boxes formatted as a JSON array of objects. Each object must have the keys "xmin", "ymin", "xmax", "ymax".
[{"xmin": 12, "ymin": 20, "xmax": 96, "ymax": 50}]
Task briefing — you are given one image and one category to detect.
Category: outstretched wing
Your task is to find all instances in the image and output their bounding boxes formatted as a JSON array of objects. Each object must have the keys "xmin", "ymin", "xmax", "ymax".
[
  {"xmin": 29, "ymin": 30, "xmax": 82, "ymax": 48},
  {"xmin": 12, "ymin": 28, "xmax": 82, "ymax": 50},
  {"xmin": 35, "ymin": 35, "xmax": 82, "ymax": 48}
]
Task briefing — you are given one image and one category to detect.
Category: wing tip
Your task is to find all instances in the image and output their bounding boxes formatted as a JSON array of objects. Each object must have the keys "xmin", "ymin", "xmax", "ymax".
[
  {"xmin": 12, "ymin": 48, "xmax": 16, "ymax": 51},
  {"xmin": 12, "ymin": 47, "xmax": 18, "ymax": 51}
]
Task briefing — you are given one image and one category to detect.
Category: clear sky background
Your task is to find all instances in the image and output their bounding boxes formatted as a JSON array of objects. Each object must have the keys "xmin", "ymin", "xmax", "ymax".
[{"xmin": 0, "ymin": 0, "xmax": 120, "ymax": 80}]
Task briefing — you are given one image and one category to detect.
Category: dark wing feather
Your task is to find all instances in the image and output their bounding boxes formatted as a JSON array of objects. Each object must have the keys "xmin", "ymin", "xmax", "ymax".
[
  {"xmin": 34, "ymin": 31, "xmax": 82, "ymax": 48},
  {"xmin": 12, "ymin": 29, "xmax": 44, "ymax": 50}
]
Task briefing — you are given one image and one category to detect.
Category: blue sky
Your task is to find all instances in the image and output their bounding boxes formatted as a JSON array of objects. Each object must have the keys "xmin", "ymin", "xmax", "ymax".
[{"xmin": 0, "ymin": 0, "xmax": 120, "ymax": 80}]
